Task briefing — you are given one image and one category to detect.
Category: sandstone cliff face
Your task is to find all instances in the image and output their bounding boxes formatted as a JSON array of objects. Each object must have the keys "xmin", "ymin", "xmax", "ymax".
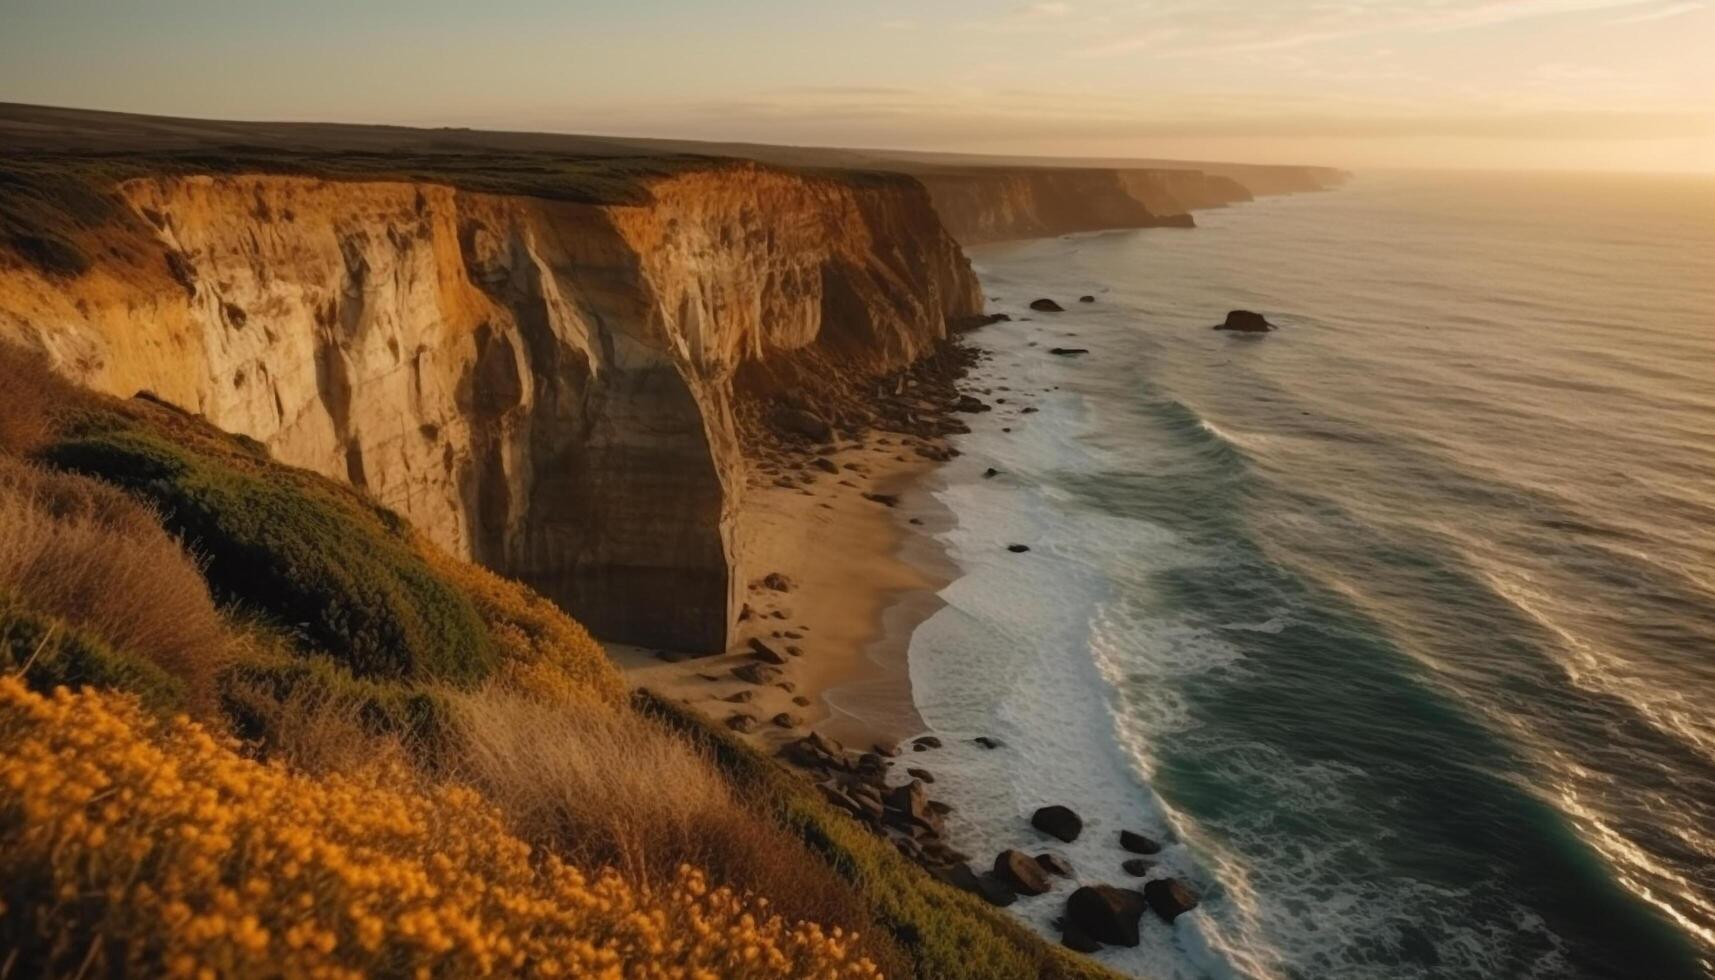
[
  {"xmin": 0, "ymin": 163, "xmax": 979, "ymax": 650},
  {"xmin": 917, "ymin": 169, "xmax": 1185, "ymax": 245}
]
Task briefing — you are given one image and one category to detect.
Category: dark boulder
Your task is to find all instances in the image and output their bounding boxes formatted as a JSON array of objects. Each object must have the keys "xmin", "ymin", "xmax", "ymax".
[
  {"xmin": 912, "ymin": 735, "xmax": 942, "ymax": 750},
  {"xmin": 771, "ymin": 712, "xmax": 802, "ymax": 729},
  {"xmin": 1007, "ymin": 544, "xmax": 1031, "ymax": 553},
  {"xmin": 1119, "ymin": 830, "xmax": 1163, "ymax": 855},
  {"xmin": 1213, "ymin": 309, "xmax": 1275, "ymax": 332},
  {"xmin": 1078, "ymin": 295, "xmax": 1095, "ymax": 303},
  {"xmin": 812, "ymin": 457, "xmax": 840, "ymax": 474},
  {"xmin": 861, "ymin": 492, "xmax": 899, "ymax": 507},
  {"xmin": 1121, "ymin": 858, "xmax": 1155, "ymax": 877},
  {"xmin": 1065, "ymin": 885, "xmax": 1147, "ymax": 947},
  {"xmin": 933, "ymin": 863, "xmax": 1018, "ymax": 907},
  {"xmin": 907, "ymin": 767, "xmax": 935, "ymax": 783},
  {"xmin": 748, "ymin": 637, "xmax": 788, "ymax": 664},
  {"xmin": 1144, "ymin": 877, "xmax": 1202, "ymax": 922},
  {"xmin": 775, "ymin": 406, "xmax": 834, "ymax": 440},
  {"xmin": 761, "ymin": 572, "xmax": 793, "ymax": 592},
  {"xmin": 1036, "ymin": 852, "xmax": 1075, "ymax": 878},
  {"xmin": 1048, "ymin": 347, "xmax": 1089, "ymax": 356},
  {"xmin": 1032, "ymin": 805, "xmax": 1083, "ymax": 842},
  {"xmin": 972, "ymin": 735, "xmax": 1004, "ymax": 749},
  {"xmin": 994, "ymin": 849, "xmax": 1053, "ymax": 896},
  {"xmin": 731, "ymin": 663, "xmax": 783, "ymax": 685},
  {"xmin": 1061, "ymin": 920, "xmax": 1102, "ymax": 953},
  {"xmin": 725, "ymin": 713, "xmax": 760, "ymax": 734},
  {"xmin": 1029, "ymin": 298, "xmax": 1065, "ymax": 312}
]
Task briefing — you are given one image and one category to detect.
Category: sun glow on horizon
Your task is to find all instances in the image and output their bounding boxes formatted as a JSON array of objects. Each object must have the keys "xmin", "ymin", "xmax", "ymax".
[{"xmin": 1, "ymin": 0, "xmax": 1711, "ymax": 174}]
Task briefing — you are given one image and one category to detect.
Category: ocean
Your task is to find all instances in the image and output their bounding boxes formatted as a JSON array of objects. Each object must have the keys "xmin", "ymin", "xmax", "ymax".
[{"xmin": 903, "ymin": 170, "xmax": 1715, "ymax": 979}]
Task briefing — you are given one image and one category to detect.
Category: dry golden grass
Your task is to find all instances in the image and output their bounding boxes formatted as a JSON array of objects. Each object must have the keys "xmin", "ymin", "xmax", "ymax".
[
  {"xmin": 0, "ymin": 676, "xmax": 882, "ymax": 978},
  {"xmin": 0, "ymin": 457, "xmax": 230, "ymax": 711},
  {"xmin": 0, "ymin": 343, "xmax": 80, "ymax": 455},
  {"xmin": 450, "ymin": 686, "xmax": 904, "ymax": 973}
]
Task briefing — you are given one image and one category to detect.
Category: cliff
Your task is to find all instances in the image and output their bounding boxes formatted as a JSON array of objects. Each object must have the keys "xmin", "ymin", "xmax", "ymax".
[{"xmin": 0, "ymin": 161, "xmax": 979, "ymax": 651}]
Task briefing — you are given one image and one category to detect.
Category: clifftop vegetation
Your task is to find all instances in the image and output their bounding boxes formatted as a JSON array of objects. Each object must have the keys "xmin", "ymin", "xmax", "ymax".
[{"xmin": 0, "ymin": 344, "xmax": 1116, "ymax": 978}]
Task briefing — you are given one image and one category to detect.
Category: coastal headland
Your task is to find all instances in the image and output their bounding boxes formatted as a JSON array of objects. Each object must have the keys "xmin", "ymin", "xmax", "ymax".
[{"xmin": 0, "ymin": 100, "xmax": 1344, "ymax": 974}]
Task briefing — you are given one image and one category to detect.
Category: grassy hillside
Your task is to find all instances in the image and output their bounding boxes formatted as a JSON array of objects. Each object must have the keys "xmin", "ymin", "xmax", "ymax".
[{"xmin": 0, "ymin": 344, "xmax": 1119, "ymax": 979}]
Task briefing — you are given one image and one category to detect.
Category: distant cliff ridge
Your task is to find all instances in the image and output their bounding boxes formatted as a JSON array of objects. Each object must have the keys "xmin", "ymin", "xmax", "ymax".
[{"xmin": 0, "ymin": 103, "xmax": 1343, "ymax": 652}]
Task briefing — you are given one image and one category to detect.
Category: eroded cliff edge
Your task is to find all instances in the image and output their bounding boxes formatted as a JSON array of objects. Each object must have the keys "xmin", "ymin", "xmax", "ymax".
[{"xmin": 0, "ymin": 163, "xmax": 980, "ymax": 650}]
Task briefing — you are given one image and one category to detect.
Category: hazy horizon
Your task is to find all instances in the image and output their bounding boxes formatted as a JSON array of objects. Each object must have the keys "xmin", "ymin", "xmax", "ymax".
[{"xmin": 3, "ymin": 0, "xmax": 1712, "ymax": 175}]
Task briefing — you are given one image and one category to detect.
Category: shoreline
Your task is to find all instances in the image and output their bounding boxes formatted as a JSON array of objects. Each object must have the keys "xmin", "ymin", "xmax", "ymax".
[{"xmin": 612, "ymin": 357, "xmax": 978, "ymax": 756}]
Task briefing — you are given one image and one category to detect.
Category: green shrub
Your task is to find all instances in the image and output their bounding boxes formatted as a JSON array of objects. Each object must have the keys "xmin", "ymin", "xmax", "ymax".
[
  {"xmin": 0, "ymin": 593, "xmax": 186, "ymax": 714},
  {"xmin": 635, "ymin": 692, "xmax": 1121, "ymax": 980},
  {"xmin": 40, "ymin": 407, "xmax": 495, "ymax": 685},
  {"xmin": 221, "ymin": 651, "xmax": 453, "ymax": 755}
]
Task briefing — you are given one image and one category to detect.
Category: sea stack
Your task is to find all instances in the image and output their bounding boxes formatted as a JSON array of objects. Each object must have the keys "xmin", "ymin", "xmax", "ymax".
[{"xmin": 1213, "ymin": 309, "xmax": 1276, "ymax": 332}]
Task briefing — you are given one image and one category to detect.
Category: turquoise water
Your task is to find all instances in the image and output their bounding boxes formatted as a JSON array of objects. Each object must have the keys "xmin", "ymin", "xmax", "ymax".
[{"xmin": 904, "ymin": 171, "xmax": 1715, "ymax": 979}]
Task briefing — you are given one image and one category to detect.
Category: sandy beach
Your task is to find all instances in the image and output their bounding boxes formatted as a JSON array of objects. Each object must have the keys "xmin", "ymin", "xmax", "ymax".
[{"xmin": 611, "ymin": 433, "xmax": 960, "ymax": 755}]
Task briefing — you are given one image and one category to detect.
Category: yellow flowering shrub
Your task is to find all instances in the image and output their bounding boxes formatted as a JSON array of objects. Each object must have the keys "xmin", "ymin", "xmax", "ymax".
[{"xmin": 0, "ymin": 677, "xmax": 879, "ymax": 979}]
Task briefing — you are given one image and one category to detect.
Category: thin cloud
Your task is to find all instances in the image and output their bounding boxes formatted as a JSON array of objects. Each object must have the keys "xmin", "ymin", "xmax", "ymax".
[{"xmin": 1078, "ymin": 0, "xmax": 1678, "ymax": 58}]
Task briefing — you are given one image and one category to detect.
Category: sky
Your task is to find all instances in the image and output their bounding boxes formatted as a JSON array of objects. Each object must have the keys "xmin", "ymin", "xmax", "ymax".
[{"xmin": 2, "ymin": 0, "xmax": 1712, "ymax": 173}]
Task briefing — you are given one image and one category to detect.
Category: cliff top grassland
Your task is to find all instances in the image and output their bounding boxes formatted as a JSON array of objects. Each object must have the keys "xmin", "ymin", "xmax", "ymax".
[{"xmin": 0, "ymin": 343, "xmax": 1116, "ymax": 979}]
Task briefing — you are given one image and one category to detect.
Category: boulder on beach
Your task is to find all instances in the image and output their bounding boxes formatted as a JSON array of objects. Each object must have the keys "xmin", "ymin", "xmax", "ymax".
[
  {"xmin": 994, "ymin": 849, "xmax": 1054, "ymax": 895},
  {"xmin": 748, "ymin": 637, "xmax": 788, "ymax": 664},
  {"xmin": 1007, "ymin": 544, "xmax": 1031, "ymax": 553},
  {"xmin": 1144, "ymin": 877, "xmax": 1202, "ymax": 922},
  {"xmin": 1120, "ymin": 830, "xmax": 1163, "ymax": 855},
  {"xmin": 1121, "ymin": 857, "xmax": 1155, "ymax": 877},
  {"xmin": 1030, "ymin": 298, "xmax": 1065, "ymax": 312},
  {"xmin": 1213, "ymin": 309, "xmax": 1275, "ymax": 332},
  {"xmin": 1061, "ymin": 920, "xmax": 1102, "ymax": 953},
  {"xmin": 1031, "ymin": 805, "xmax": 1084, "ymax": 843},
  {"xmin": 731, "ymin": 662, "xmax": 783, "ymax": 685},
  {"xmin": 933, "ymin": 863, "xmax": 1018, "ymax": 906},
  {"xmin": 1036, "ymin": 852, "xmax": 1075, "ymax": 878},
  {"xmin": 1047, "ymin": 347, "xmax": 1089, "ymax": 356},
  {"xmin": 774, "ymin": 406, "xmax": 835, "ymax": 440},
  {"xmin": 725, "ymin": 713, "xmax": 760, "ymax": 734},
  {"xmin": 1078, "ymin": 295, "xmax": 1095, "ymax": 303},
  {"xmin": 1065, "ymin": 885, "xmax": 1147, "ymax": 947}
]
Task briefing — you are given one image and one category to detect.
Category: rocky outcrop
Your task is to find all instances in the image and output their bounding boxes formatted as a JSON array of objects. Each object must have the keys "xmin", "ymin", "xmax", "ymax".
[
  {"xmin": 1214, "ymin": 309, "xmax": 1276, "ymax": 332},
  {"xmin": 0, "ymin": 162, "xmax": 980, "ymax": 651}
]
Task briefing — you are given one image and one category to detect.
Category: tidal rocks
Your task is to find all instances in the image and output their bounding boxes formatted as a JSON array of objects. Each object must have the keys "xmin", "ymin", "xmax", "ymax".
[
  {"xmin": 1144, "ymin": 877, "xmax": 1202, "ymax": 922},
  {"xmin": 1030, "ymin": 298, "xmax": 1065, "ymax": 312},
  {"xmin": 972, "ymin": 735, "xmax": 1004, "ymax": 749},
  {"xmin": 954, "ymin": 395, "xmax": 991, "ymax": 413},
  {"xmin": 775, "ymin": 406, "xmax": 835, "ymax": 441},
  {"xmin": 771, "ymin": 712, "xmax": 802, "ymax": 729},
  {"xmin": 1065, "ymin": 885, "xmax": 1148, "ymax": 947},
  {"xmin": 1061, "ymin": 921, "xmax": 1102, "ymax": 953},
  {"xmin": 1047, "ymin": 347, "xmax": 1089, "ymax": 356},
  {"xmin": 1119, "ymin": 830, "xmax": 1163, "ymax": 855},
  {"xmin": 994, "ymin": 849, "xmax": 1054, "ymax": 896},
  {"xmin": 761, "ymin": 572, "xmax": 794, "ymax": 592},
  {"xmin": 1078, "ymin": 295, "xmax": 1095, "ymax": 303},
  {"xmin": 933, "ymin": 864, "xmax": 1018, "ymax": 907},
  {"xmin": 912, "ymin": 735, "xmax": 942, "ymax": 750},
  {"xmin": 907, "ymin": 767, "xmax": 935, "ymax": 783},
  {"xmin": 982, "ymin": 467, "xmax": 1000, "ymax": 478},
  {"xmin": 861, "ymin": 492, "xmax": 899, "ymax": 507},
  {"xmin": 1121, "ymin": 858, "xmax": 1155, "ymax": 877},
  {"xmin": 747, "ymin": 637, "xmax": 788, "ymax": 664},
  {"xmin": 1032, "ymin": 805, "xmax": 1083, "ymax": 843},
  {"xmin": 721, "ymin": 690, "xmax": 754, "ymax": 703},
  {"xmin": 1036, "ymin": 852, "xmax": 1075, "ymax": 878},
  {"xmin": 1007, "ymin": 544, "xmax": 1031, "ymax": 553},
  {"xmin": 811, "ymin": 456, "xmax": 840, "ymax": 474},
  {"xmin": 725, "ymin": 713, "xmax": 760, "ymax": 734},
  {"xmin": 1213, "ymin": 309, "xmax": 1275, "ymax": 332},
  {"xmin": 731, "ymin": 662, "xmax": 783, "ymax": 685}
]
